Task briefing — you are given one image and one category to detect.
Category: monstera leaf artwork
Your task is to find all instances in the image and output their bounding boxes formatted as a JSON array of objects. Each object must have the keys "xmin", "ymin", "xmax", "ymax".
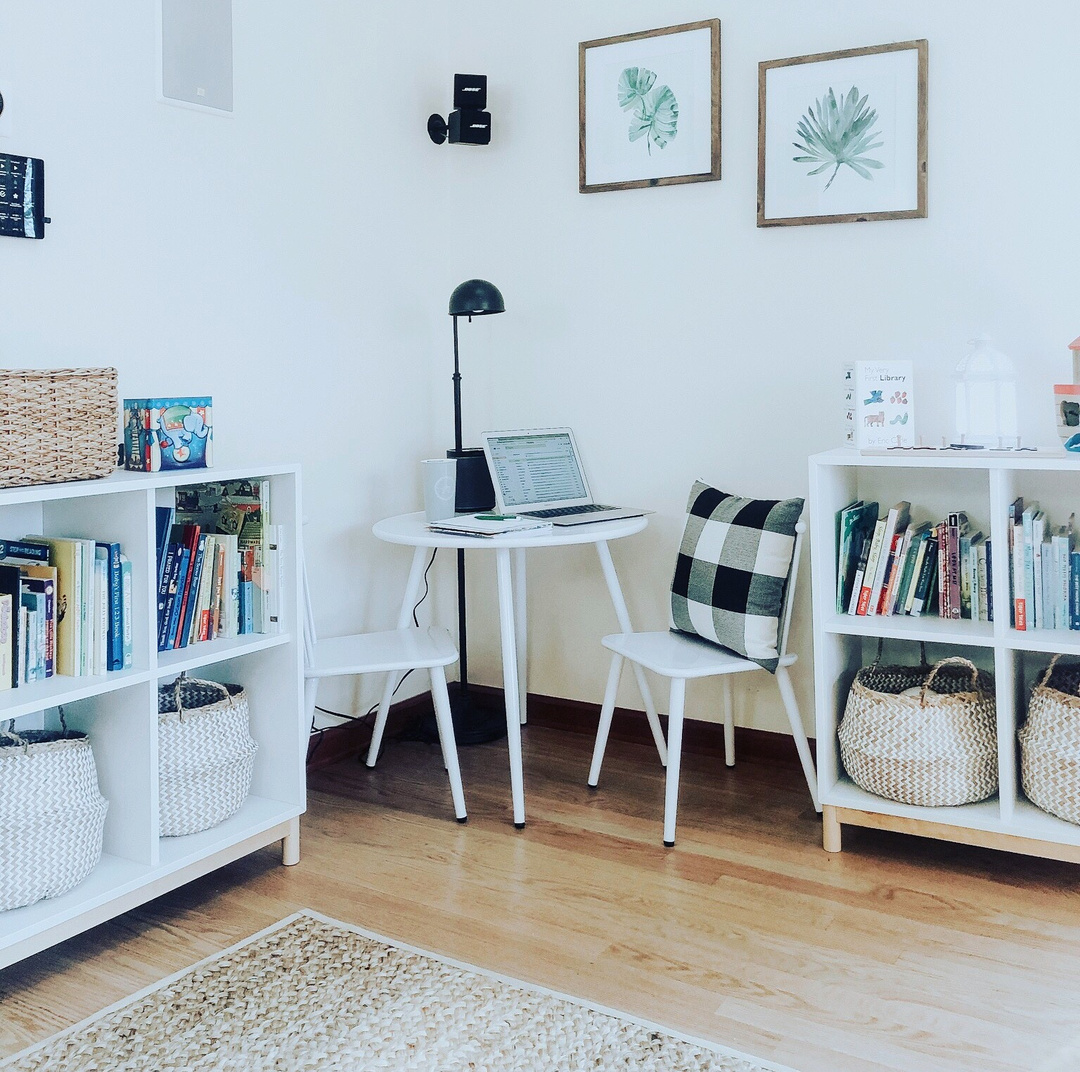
[
  {"xmin": 617, "ymin": 66, "xmax": 678, "ymax": 154},
  {"xmin": 792, "ymin": 85, "xmax": 883, "ymax": 190}
]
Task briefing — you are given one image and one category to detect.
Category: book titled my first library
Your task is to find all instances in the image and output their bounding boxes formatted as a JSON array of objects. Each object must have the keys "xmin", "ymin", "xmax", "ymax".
[{"xmin": 843, "ymin": 361, "xmax": 915, "ymax": 450}]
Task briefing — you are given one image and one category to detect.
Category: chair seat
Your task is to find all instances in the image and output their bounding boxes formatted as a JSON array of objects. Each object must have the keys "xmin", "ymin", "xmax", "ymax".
[
  {"xmin": 601, "ymin": 630, "xmax": 797, "ymax": 679},
  {"xmin": 306, "ymin": 626, "xmax": 458, "ymax": 678}
]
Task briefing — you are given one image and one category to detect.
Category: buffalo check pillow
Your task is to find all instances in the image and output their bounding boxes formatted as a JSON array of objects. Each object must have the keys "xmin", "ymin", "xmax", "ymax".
[{"xmin": 669, "ymin": 482, "xmax": 804, "ymax": 672}]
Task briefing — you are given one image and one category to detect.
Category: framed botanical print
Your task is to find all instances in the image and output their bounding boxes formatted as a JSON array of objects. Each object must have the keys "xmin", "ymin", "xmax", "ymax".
[
  {"xmin": 758, "ymin": 39, "xmax": 927, "ymax": 226},
  {"xmin": 579, "ymin": 20, "xmax": 721, "ymax": 194}
]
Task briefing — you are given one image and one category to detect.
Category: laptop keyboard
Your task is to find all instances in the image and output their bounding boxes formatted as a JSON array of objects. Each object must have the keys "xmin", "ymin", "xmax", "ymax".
[{"xmin": 522, "ymin": 504, "xmax": 617, "ymax": 518}]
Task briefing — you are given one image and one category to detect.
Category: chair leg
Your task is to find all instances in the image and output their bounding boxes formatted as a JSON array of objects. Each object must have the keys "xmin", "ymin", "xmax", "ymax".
[
  {"xmin": 775, "ymin": 665, "xmax": 821, "ymax": 812},
  {"xmin": 303, "ymin": 677, "xmax": 319, "ymax": 728},
  {"xmin": 663, "ymin": 677, "xmax": 686, "ymax": 847},
  {"xmin": 429, "ymin": 666, "xmax": 467, "ymax": 822},
  {"xmin": 588, "ymin": 653, "xmax": 623, "ymax": 787},
  {"xmin": 722, "ymin": 676, "xmax": 735, "ymax": 768},
  {"xmin": 365, "ymin": 670, "xmax": 403, "ymax": 768}
]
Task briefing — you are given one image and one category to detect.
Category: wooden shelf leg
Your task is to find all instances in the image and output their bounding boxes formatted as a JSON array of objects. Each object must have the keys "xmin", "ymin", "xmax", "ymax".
[
  {"xmin": 282, "ymin": 816, "xmax": 301, "ymax": 866},
  {"xmin": 822, "ymin": 805, "xmax": 842, "ymax": 853}
]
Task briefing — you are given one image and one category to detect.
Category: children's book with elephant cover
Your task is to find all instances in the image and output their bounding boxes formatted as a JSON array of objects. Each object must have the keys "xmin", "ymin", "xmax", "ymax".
[{"xmin": 123, "ymin": 397, "xmax": 213, "ymax": 472}]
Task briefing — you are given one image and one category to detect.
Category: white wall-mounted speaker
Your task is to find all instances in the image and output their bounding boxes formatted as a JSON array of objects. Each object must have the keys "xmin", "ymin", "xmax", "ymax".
[{"xmin": 161, "ymin": 0, "xmax": 233, "ymax": 113}]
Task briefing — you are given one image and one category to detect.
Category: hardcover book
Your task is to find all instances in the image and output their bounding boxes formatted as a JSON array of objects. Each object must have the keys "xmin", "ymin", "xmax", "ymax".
[
  {"xmin": 844, "ymin": 360, "xmax": 916, "ymax": 450},
  {"xmin": 124, "ymin": 397, "xmax": 213, "ymax": 472},
  {"xmin": 835, "ymin": 500, "xmax": 878, "ymax": 613}
]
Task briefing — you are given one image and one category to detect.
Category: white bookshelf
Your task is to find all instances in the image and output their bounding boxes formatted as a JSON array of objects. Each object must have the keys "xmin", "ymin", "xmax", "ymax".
[
  {"xmin": 0, "ymin": 464, "xmax": 305, "ymax": 968},
  {"xmin": 809, "ymin": 449, "xmax": 1080, "ymax": 864}
]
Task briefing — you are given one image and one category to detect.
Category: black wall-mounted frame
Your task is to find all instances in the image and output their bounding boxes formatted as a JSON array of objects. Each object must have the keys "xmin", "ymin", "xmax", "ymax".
[{"xmin": 0, "ymin": 153, "xmax": 47, "ymax": 239}]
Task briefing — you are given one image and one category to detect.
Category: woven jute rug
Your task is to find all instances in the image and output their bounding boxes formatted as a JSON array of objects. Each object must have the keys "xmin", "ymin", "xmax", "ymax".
[{"xmin": 2, "ymin": 911, "xmax": 799, "ymax": 1072}]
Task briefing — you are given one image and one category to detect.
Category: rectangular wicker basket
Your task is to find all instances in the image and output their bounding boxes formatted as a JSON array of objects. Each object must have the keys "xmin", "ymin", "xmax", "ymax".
[{"xmin": 0, "ymin": 367, "xmax": 118, "ymax": 488}]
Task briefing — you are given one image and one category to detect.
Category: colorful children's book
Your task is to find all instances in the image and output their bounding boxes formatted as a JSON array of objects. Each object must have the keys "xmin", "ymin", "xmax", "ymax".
[
  {"xmin": 867, "ymin": 502, "xmax": 910, "ymax": 616},
  {"xmin": 836, "ymin": 500, "xmax": 879, "ymax": 613},
  {"xmin": 23, "ymin": 536, "xmax": 83, "ymax": 676},
  {"xmin": 96, "ymin": 541, "xmax": 123, "ymax": 671},
  {"xmin": 0, "ymin": 566, "xmax": 21, "ymax": 687},
  {"xmin": 19, "ymin": 566, "xmax": 56, "ymax": 677},
  {"xmin": 844, "ymin": 361, "xmax": 916, "ymax": 450},
  {"xmin": 120, "ymin": 554, "xmax": 133, "ymax": 669},
  {"xmin": 123, "ymin": 397, "xmax": 213, "ymax": 472}
]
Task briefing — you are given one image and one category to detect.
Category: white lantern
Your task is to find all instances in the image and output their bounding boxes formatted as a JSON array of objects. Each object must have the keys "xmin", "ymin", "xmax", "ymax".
[{"xmin": 954, "ymin": 336, "xmax": 1018, "ymax": 447}]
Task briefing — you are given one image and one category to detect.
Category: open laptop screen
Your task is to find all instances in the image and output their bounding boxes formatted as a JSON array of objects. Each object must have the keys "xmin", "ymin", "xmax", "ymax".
[{"xmin": 482, "ymin": 430, "xmax": 591, "ymax": 510}]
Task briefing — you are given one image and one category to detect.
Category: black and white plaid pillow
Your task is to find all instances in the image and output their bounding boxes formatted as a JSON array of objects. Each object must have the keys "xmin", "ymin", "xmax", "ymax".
[{"xmin": 669, "ymin": 481, "xmax": 804, "ymax": 672}]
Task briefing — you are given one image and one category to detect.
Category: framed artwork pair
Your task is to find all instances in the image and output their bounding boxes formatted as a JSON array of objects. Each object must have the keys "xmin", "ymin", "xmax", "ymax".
[{"xmin": 579, "ymin": 23, "xmax": 928, "ymax": 227}]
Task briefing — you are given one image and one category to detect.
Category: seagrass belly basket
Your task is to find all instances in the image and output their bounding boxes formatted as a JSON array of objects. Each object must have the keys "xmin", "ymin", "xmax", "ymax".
[
  {"xmin": 0, "ymin": 723, "xmax": 109, "ymax": 912},
  {"xmin": 1018, "ymin": 655, "xmax": 1080, "ymax": 825},
  {"xmin": 838, "ymin": 656, "xmax": 998, "ymax": 807},
  {"xmin": 158, "ymin": 676, "xmax": 258, "ymax": 837}
]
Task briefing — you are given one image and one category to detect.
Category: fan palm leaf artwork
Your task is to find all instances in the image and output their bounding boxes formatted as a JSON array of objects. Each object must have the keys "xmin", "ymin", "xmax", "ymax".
[
  {"xmin": 617, "ymin": 66, "xmax": 678, "ymax": 154},
  {"xmin": 793, "ymin": 85, "xmax": 883, "ymax": 191}
]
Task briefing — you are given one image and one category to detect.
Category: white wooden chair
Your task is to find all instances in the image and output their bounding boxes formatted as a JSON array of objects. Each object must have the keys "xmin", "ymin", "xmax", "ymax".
[
  {"xmin": 587, "ymin": 519, "xmax": 819, "ymax": 846},
  {"xmin": 303, "ymin": 562, "xmax": 467, "ymax": 822}
]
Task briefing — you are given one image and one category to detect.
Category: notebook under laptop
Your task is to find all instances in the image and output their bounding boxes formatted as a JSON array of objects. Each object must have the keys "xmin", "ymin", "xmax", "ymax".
[{"xmin": 480, "ymin": 428, "xmax": 648, "ymax": 526}]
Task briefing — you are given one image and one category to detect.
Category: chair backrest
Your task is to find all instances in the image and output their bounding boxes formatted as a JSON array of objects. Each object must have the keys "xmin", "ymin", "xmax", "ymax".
[
  {"xmin": 301, "ymin": 554, "xmax": 317, "ymax": 671},
  {"xmin": 776, "ymin": 516, "xmax": 807, "ymax": 659}
]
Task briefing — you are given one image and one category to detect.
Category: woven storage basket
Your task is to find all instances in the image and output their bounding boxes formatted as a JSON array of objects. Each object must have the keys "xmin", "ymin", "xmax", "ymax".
[
  {"xmin": 838, "ymin": 656, "xmax": 998, "ymax": 806},
  {"xmin": 158, "ymin": 677, "xmax": 257, "ymax": 837},
  {"xmin": 0, "ymin": 723, "xmax": 109, "ymax": 912},
  {"xmin": 1019, "ymin": 654, "xmax": 1080, "ymax": 824},
  {"xmin": 0, "ymin": 367, "xmax": 117, "ymax": 488}
]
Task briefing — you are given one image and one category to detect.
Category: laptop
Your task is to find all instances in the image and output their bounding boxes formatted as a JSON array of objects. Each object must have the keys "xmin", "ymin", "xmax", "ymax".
[{"xmin": 480, "ymin": 428, "xmax": 648, "ymax": 526}]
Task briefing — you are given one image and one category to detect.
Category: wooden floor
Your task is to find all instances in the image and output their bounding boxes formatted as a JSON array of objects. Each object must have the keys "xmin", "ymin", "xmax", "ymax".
[{"xmin": 3, "ymin": 720, "xmax": 1080, "ymax": 1071}]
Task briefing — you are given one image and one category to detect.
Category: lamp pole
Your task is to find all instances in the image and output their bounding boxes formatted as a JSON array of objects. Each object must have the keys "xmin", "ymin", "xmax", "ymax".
[{"xmin": 451, "ymin": 312, "xmax": 471, "ymax": 696}]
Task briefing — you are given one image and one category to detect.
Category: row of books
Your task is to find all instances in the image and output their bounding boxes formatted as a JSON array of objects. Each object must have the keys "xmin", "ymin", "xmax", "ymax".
[
  {"xmin": 836, "ymin": 500, "xmax": 994, "ymax": 621},
  {"xmin": 1008, "ymin": 498, "xmax": 1079, "ymax": 631},
  {"xmin": 0, "ymin": 536, "xmax": 132, "ymax": 690},
  {"xmin": 155, "ymin": 479, "xmax": 283, "ymax": 651}
]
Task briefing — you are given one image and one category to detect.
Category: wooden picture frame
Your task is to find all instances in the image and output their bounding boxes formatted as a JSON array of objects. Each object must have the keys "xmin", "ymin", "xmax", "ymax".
[
  {"xmin": 758, "ymin": 39, "xmax": 927, "ymax": 227},
  {"xmin": 579, "ymin": 20, "xmax": 721, "ymax": 194}
]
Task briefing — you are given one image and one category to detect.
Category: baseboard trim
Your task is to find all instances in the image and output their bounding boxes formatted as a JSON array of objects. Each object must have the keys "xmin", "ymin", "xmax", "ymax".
[
  {"xmin": 306, "ymin": 694, "xmax": 434, "ymax": 771},
  {"xmin": 306, "ymin": 685, "xmax": 814, "ymax": 771}
]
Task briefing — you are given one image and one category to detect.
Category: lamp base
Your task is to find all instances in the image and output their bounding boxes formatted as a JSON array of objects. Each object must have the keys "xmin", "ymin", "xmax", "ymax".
[
  {"xmin": 447, "ymin": 448, "xmax": 495, "ymax": 512},
  {"xmin": 415, "ymin": 682, "xmax": 507, "ymax": 746}
]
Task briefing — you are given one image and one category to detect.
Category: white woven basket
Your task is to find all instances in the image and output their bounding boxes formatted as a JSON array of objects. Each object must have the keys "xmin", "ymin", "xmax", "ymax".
[
  {"xmin": 158, "ymin": 677, "xmax": 257, "ymax": 837},
  {"xmin": 1019, "ymin": 654, "xmax": 1080, "ymax": 825},
  {"xmin": 0, "ymin": 724, "xmax": 108, "ymax": 912},
  {"xmin": 839, "ymin": 656, "xmax": 998, "ymax": 807}
]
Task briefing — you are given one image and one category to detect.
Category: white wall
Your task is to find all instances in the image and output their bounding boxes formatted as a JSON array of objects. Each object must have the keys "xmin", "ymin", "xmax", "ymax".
[{"xmin": 2, "ymin": 3, "xmax": 1078, "ymax": 736}]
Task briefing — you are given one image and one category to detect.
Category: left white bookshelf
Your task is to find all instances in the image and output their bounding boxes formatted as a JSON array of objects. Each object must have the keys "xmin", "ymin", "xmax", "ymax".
[{"xmin": 0, "ymin": 464, "xmax": 304, "ymax": 968}]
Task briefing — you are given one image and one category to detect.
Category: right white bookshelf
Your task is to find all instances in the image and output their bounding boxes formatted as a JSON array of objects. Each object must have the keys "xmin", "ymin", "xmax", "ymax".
[{"xmin": 809, "ymin": 448, "xmax": 1080, "ymax": 863}]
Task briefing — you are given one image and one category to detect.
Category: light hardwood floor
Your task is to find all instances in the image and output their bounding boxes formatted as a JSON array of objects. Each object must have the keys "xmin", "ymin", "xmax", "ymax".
[{"xmin": 2, "ymin": 721, "xmax": 1080, "ymax": 1072}]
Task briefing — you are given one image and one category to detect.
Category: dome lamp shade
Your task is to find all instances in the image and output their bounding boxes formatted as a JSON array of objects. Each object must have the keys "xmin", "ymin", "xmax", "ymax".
[{"xmin": 449, "ymin": 279, "xmax": 505, "ymax": 318}]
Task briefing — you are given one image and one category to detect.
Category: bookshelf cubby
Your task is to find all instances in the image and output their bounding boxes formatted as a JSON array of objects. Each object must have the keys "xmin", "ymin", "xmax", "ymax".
[
  {"xmin": 0, "ymin": 464, "xmax": 304, "ymax": 968},
  {"xmin": 809, "ymin": 449, "xmax": 1080, "ymax": 864}
]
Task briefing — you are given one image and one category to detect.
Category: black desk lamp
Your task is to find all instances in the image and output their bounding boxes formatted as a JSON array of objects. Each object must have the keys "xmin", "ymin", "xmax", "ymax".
[{"xmin": 446, "ymin": 279, "xmax": 506, "ymax": 744}]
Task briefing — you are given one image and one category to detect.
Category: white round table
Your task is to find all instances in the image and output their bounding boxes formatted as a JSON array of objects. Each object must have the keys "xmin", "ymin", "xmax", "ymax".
[{"xmin": 372, "ymin": 511, "xmax": 662, "ymax": 827}]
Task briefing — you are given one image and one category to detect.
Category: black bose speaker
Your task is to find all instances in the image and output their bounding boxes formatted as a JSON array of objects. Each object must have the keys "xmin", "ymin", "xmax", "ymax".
[
  {"xmin": 448, "ymin": 109, "xmax": 491, "ymax": 145},
  {"xmin": 448, "ymin": 448, "xmax": 495, "ymax": 512},
  {"xmin": 453, "ymin": 74, "xmax": 487, "ymax": 110}
]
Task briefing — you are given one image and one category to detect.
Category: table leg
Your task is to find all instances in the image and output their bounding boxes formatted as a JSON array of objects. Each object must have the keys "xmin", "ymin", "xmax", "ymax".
[
  {"xmin": 396, "ymin": 547, "xmax": 429, "ymax": 629},
  {"xmin": 513, "ymin": 548, "xmax": 527, "ymax": 724},
  {"xmin": 594, "ymin": 540, "xmax": 667, "ymax": 766},
  {"xmin": 495, "ymin": 547, "xmax": 526, "ymax": 827}
]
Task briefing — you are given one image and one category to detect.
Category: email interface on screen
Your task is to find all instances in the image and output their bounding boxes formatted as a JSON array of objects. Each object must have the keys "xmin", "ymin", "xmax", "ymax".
[{"xmin": 486, "ymin": 432, "xmax": 588, "ymax": 509}]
